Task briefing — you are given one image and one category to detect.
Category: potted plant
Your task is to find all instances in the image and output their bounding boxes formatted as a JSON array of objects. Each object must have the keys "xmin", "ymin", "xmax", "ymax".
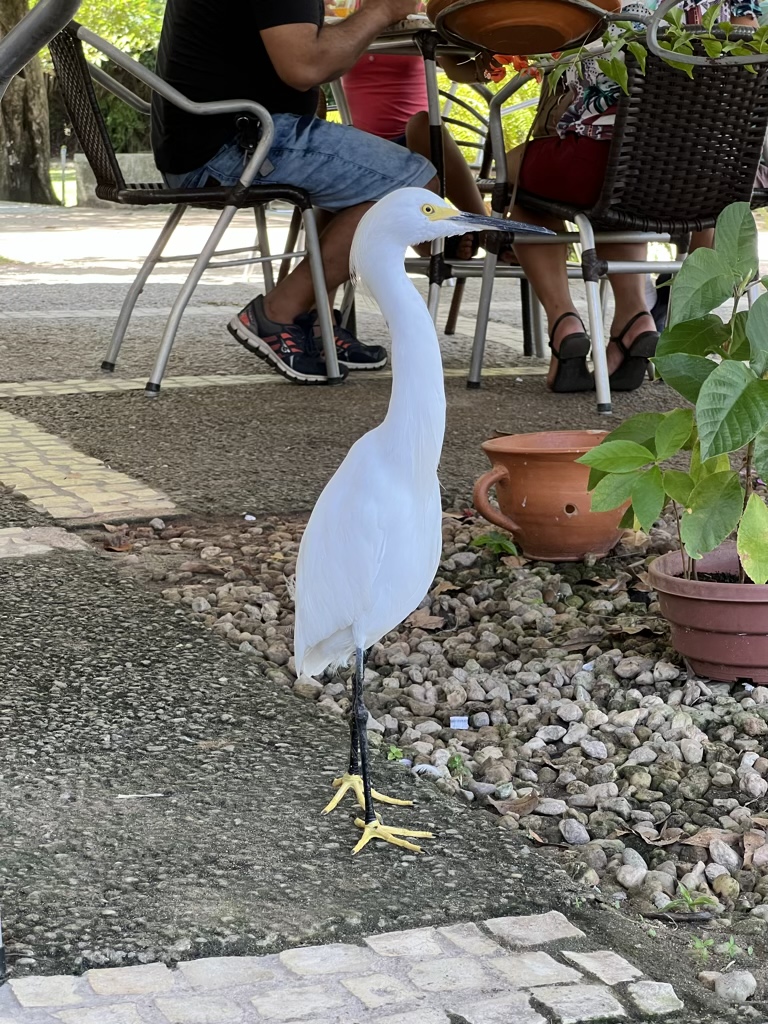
[{"xmin": 576, "ymin": 201, "xmax": 768, "ymax": 683}]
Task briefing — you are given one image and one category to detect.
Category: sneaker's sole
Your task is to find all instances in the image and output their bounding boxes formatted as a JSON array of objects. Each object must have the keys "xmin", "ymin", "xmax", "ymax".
[
  {"xmin": 227, "ymin": 317, "xmax": 340, "ymax": 384},
  {"xmin": 340, "ymin": 356, "xmax": 388, "ymax": 371}
]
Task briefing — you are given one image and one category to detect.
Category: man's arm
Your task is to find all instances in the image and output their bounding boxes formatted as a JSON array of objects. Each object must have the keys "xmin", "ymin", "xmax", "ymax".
[{"xmin": 261, "ymin": 0, "xmax": 421, "ymax": 92}]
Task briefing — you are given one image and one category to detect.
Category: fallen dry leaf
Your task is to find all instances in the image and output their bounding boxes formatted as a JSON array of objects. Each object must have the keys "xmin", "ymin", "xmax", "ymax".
[
  {"xmin": 104, "ymin": 538, "xmax": 132, "ymax": 553},
  {"xmin": 488, "ymin": 792, "xmax": 539, "ymax": 817},
  {"xmin": 680, "ymin": 828, "xmax": 741, "ymax": 849},
  {"xmin": 743, "ymin": 830, "xmax": 766, "ymax": 868},
  {"xmin": 501, "ymin": 554, "xmax": 527, "ymax": 568},
  {"xmin": 179, "ymin": 560, "xmax": 225, "ymax": 575},
  {"xmin": 431, "ymin": 579, "xmax": 460, "ymax": 596},
  {"xmin": 102, "ymin": 522, "xmax": 127, "ymax": 534},
  {"xmin": 405, "ymin": 607, "xmax": 445, "ymax": 630}
]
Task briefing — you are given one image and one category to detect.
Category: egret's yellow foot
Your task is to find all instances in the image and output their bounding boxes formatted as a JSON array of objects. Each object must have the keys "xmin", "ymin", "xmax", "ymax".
[
  {"xmin": 321, "ymin": 773, "xmax": 413, "ymax": 814},
  {"xmin": 352, "ymin": 816, "xmax": 434, "ymax": 855}
]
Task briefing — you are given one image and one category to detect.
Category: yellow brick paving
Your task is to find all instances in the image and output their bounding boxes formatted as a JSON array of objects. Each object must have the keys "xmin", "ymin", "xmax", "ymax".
[
  {"xmin": 0, "ymin": 365, "xmax": 544, "ymax": 400},
  {"xmin": 0, "ymin": 410, "xmax": 176, "ymax": 523}
]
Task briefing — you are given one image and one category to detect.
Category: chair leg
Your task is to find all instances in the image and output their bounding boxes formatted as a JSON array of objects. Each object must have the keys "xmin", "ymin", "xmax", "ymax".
[
  {"xmin": 339, "ymin": 281, "xmax": 355, "ymax": 331},
  {"xmin": 531, "ymin": 290, "xmax": 547, "ymax": 359},
  {"xmin": 102, "ymin": 204, "xmax": 187, "ymax": 372},
  {"xmin": 302, "ymin": 207, "xmax": 343, "ymax": 385},
  {"xmin": 145, "ymin": 204, "xmax": 239, "ymax": 395},
  {"xmin": 444, "ymin": 279, "xmax": 465, "ymax": 335},
  {"xmin": 521, "ymin": 280, "xmax": 533, "ymax": 357},
  {"xmin": 278, "ymin": 208, "xmax": 302, "ymax": 284},
  {"xmin": 254, "ymin": 204, "xmax": 275, "ymax": 292},
  {"xmin": 467, "ymin": 247, "xmax": 498, "ymax": 387},
  {"xmin": 575, "ymin": 213, "xmax": 611, "ymax": 415}
]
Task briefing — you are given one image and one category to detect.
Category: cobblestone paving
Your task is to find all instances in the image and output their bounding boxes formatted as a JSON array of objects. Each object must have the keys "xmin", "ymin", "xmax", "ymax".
[
  {"xmin": 0, "ymin": 526, "xmax": 89, "ymax": 558},
  {"xmin": 0, "ymin": 913, "xmax": 686, "ymax": 1023},
  {"xmin": 0, "ymin": 410, "xmax": 176, "ymax": 523}
]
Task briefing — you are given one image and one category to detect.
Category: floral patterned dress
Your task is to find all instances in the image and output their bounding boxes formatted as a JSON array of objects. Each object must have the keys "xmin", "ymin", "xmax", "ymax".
[{"xmin": 558, "ymin": 0, "xmax": 762, "ymax": 139}]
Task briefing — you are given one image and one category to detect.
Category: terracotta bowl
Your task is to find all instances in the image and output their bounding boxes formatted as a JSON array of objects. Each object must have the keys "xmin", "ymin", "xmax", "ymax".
[{"xmin": 427, "ymin": 0, "xmax": 620, "ymax": 55}]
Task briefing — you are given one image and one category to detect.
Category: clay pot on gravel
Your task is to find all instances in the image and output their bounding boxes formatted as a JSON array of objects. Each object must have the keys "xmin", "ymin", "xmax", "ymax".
[
  {"xmin": 472, "ymin": 430, "xmax": 626, "ymax": 561},
  {"xmin": 649, "ymin": 543, "xmax": 768, "ymax": 684}
]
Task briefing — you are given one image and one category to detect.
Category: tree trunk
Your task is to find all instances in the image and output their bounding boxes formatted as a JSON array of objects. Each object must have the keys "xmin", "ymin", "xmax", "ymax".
[{"xmin": 0, "ymin": 0, "xmax": 58, "ymax": 203}]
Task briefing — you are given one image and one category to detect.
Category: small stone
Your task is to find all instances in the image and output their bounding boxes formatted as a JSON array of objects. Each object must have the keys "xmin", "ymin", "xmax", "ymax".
[
  {"xmin": 714, "ymin": 971, "xmax": 757, "ymax": 1004},
  {"xmin": 536, "ymin": 799, "xmax": 568, "ymax": 816},
  {"xmin": 293, "ymin": 676, "xmax": 323, "ymax": 699},
  {"xmin": 616, "ymin": 864, "xmax": 647, "ymax": 891},
  {"xmin": 149, "ymin": 518, "xmax": 166, "ymax": 531},
  {"xmin": 705, "ymin": 863, "xmax": 728, "ymax": 883},
  {"xmin": 580, "ymin": 738, "xmax": 608, "ymax": 760},
  {"xmin": 680, "ymin": 739, "xmax": 704, "ymax": 764},
  {"xmin": 537, "ymin": 725, "xmax": 567, "ymax": 742},
  {"xmin": 710, "ymin": 839, "xmax": 742, "ymax": 875},
  {"xmin": 627, "ymin": 981, "xmax": 684, "ymax": 1016},
  {"xmin": 190, "ymin": 596, "xmax": 211, "ymax": 613},
  {"xmin": 740, "ymin": 772, "xmax": 768, "ymax": 799},
  {"xmin": 559, "ymin": 819, "xmax": 591, "ymax": 845},
  {"xmin": 697, "ymin": 971, "xmax": 720, "ymax": 990},
  {"xmin": 712, "ymin": 875, "xmax": 740, "ymax": 902}
]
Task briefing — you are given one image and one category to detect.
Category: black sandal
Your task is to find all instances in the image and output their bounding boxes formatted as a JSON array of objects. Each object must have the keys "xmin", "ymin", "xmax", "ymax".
[
  {"xmin": 608, "ymin": 312, "xmax": 659, "ymax": 392},
  {"xmin": 444, "ymin": 231, "xmax": 479, "ymax": 261},
  {"xmin": 549, "ymin": 312, "xmax": 593, "ymax": 393}
]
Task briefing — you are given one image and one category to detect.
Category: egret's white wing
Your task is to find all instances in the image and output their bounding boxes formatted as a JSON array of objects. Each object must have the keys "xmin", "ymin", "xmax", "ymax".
[{"xmin": 294, "ymin": 436, "xmax": 388, "ymax": 675}]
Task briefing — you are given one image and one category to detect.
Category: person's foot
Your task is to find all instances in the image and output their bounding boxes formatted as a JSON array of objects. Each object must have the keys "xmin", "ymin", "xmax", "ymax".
[
  {"xmin": 228, "ymin": 296, "xmax": 348, "ymax": 384},
  {"xmin": 547, "ymin": 310, "xmax": 587, "ymax": 390},
  {"xmin": 298, "ymin": 308, "xmax": 388, "ymax": 371},
  {"xmin": 607, "ymin": 311, "xmax": 657, "ymax": 376}
]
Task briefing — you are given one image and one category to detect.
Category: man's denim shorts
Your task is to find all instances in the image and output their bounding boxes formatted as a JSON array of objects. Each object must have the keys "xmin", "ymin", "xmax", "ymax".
[{"xmin": 164, "ymin": 113, "xmax": 435, "ymax": 212}]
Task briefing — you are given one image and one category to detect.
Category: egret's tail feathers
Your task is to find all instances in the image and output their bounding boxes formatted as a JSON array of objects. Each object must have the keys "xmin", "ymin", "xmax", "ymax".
[{"xmin": 297, "ymin": 628, "xmax": 357, "ymax": 679}]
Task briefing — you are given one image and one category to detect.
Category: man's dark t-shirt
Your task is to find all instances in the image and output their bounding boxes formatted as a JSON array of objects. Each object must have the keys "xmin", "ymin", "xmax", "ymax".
[{"xmin": 151, "ymin": 0, "xmax": 323, "ymax": 175}]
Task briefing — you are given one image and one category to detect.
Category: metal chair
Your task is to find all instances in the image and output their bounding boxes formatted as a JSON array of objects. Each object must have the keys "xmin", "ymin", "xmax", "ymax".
[
  {"xmin": 48, "ymin": 22, "xmax": 342, "ymax": 394},
  {"xmin": 0, "ymin": 0, "xmax": 80, "ymax": 101},
  {"xmin": 468, "ymin": 27, "xmax": 768, "ymax": 413}
]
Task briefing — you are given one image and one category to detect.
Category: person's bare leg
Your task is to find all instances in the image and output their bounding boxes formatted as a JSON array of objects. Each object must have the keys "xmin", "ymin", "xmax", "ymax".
[
  {"xmin": 690, "ymin": 228, "xmax": 714, "ymax": 252},
  {"xmin": 264, "ymin": 176, "xmax": 439, "ymax": 323},
  {"xmin": 600, "ymin": 243, "xmax": 656, "ymax": 375}
]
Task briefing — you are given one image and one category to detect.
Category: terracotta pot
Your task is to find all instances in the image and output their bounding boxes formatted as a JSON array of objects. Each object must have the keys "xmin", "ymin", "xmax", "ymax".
[
  {"xmin": 427, "ymin": 0, "xmax": 620, "ymax": 56},
  {"xmin": 649, "ymin": 543, "xmax": 768, "ymax": 684},
  {"xmin": 472, "ymin": 430, "xmax": 625, "ymax": 561}
]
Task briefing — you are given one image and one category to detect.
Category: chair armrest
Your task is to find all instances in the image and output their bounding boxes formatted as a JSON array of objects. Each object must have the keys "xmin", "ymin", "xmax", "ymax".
[
  {"xmin": 90, "ymin": 63, "xmax": 151, "ymax": 115},
  {"xmin": 76, "ymin": 24, "xmax": 274, "ymax": 187},
  {"xmin": 0, "ymin": 0, "xmax": 81, "ymax": 98}
]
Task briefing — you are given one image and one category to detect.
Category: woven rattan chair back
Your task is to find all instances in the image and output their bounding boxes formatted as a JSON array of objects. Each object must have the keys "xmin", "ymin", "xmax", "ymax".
[
  {"xmin": 49, "ymin": 24, "xmax": 126, "ymax": 201},
  {"xmin": 591, "ymin": 50, "xmax": 768, "ymax": 231}
]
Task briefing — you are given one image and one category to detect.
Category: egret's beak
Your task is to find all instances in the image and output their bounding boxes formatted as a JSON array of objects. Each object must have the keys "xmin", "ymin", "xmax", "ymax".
[{"xmin": 440, "ymin": 210, "xmax": 552, "ymax": 238}]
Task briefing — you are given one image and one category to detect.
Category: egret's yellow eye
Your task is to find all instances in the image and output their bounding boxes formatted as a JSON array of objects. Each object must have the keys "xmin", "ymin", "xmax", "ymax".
[{"xmin": 421, "ymin": 203, "xmax": 435, "ymax": 216}]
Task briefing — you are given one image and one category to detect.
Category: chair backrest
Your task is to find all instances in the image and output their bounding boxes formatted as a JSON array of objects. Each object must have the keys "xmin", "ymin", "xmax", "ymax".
[
  {"xmin": 593, "ymin": 49, "xmax": 768, "ymax": 231},
  {"xmin": 49, "ymin": 23, "xmax": 126, "ymax": 201}
]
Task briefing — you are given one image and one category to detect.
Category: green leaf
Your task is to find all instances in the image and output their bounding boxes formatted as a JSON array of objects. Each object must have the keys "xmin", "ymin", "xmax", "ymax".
[
  {"xmin": 728, "ymin": 310, "xmax": 750, "ymax": 361},
  {"xmin": 619, "ymin": 505, "xmax": 636, "ymax": 529},
  {"xmin": 589, "ymin": 470, "xmax": 640, "ymax": 512},
  {"xmin": 627, "ymin": 40, "xmax": 647, "ymax": 73},
  {"xmin": 702, "ymin": 37, "xmax": 723, "ymax": 58},
  {"xmin": 655, "ymin": 409, "xmax": 694, "ymax": 461},
  {"xmin": 697, "ymin": 361, "xmax": 768, "ymax": 459},
  {"xmin": 746, "ymin": 292, "xmax": 768, "ymax": 379},
  {"xmin": 605, "ymin": 412, "xmax": 665, "ymax": 451},
  {"xmin": 587, "ymin": 466, "xmax": 607, "ymax": 491},
  {"xmin": 631, "ymin": 466, "xmax": 666, "ymax": 531},
  {"xmin": 754, "ymin": 425, "xmax": 768, "ymax": 483},
  {"xmin": 663, "ymin": 469, "xmax": 694, "ymax": 505},
  {"xmin": 597, "ymin": 57, "xmax": 628, "ymax": 94},
  {"xmin": 737, "ymin": 493, "xmax": 768, "ymax": 584},
  {"xmin": 690, "ymin": 442, "xmax": 732, "ymax": 483},
  {"xmin": 656, "ymin": 315, "xmax": 729, "ymax": 359},
  {"xmin": 653, "ymin": 353, "xmax": 717, "ymax": 402},
  {"xmin": 577, "ymin": 440, "xmax": 655, "ymax": 473},
  {"xmin": 702, "ymin": 0, "xmax": 723, "ymax": 29},
  {"xmin": 669, "ymin": 248, "xmax": 736, "ymax": 326},
  {"xmin": 680, "ymin": 471, "xmax": 744, "ymax": 559},
  {"xmin": 715, "ymin": 202, "xmax": 759, "ymax": 289}
]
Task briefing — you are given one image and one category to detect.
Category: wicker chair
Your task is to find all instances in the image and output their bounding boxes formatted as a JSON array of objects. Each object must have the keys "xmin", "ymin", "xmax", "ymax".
[
  {"xmin": 468, "ymin": 47, "xmax": 768, "ymax": 413},
  {"xmin": 48, "ymin": 22, "xmax": 342, "ymax": 394}
]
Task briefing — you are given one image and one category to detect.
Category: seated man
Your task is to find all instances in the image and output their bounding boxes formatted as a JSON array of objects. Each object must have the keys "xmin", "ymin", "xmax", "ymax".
[{"xmin": 151, "ymin": 0, "xmax": 438, "ymax": 384}]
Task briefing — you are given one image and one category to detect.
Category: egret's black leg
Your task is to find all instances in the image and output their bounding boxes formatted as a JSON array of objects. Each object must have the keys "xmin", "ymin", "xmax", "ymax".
[
  {"xmin": 347, "ymin": 709, "xmax": 360, "ymax": 775},
  {"xmin": 352, "ymin": 646, "xmax": 376, "ymax": 825}
]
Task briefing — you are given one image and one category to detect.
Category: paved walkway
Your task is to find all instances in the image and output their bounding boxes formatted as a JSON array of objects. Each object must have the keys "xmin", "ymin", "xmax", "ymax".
[{"xmin": 1, "ymin": 912, "xmax": 686, "ymax": 1023}]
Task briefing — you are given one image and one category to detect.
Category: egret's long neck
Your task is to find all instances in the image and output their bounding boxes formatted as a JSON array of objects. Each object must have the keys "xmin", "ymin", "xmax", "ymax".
[{"xmin": 360, "ymin": 244, "xmax": 446, "ymax": 470}]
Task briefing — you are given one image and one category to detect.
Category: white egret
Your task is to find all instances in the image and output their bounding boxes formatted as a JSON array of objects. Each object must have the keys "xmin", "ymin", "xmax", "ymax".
[{"xmin": 294, "ymin": 188, "xmax": 548, "ymax": 854}]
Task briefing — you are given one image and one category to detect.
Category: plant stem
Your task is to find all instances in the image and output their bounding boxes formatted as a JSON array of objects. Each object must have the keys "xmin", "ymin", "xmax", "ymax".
[
  {"xmin": 739, "ymin": 440, "xmax": 755, "ymax": 584},
  {"xmin": 672, "ymin": 502, "xmax": 690, "ymax": 580}
]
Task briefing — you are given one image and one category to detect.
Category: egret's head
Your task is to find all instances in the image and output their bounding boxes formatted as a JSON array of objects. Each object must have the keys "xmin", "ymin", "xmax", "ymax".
[{"xmin": 351, "ymin": 187, "xmax": 550, "ymax": 278}]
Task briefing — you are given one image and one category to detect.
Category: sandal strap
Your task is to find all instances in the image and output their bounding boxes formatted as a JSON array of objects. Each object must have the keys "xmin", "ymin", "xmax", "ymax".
[
  {"xmin": 549, "ymin": 311, "xmax": 584, "ymax": 343},
  {"xmin": 611, "ymin": 311, "xmax": 651, "ymax": 355}
]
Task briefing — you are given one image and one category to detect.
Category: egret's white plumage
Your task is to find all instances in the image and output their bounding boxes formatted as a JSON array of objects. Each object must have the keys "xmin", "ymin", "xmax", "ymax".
[
  {"xmin": 292, "ymin": 188, "xmax": 546, "ymax": 851},
  {"xmin": 294, "ymin": 189, "xmax": 452, "ymax": 678}
]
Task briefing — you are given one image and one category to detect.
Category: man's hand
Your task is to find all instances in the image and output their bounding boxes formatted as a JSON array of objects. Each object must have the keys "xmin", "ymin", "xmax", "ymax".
[{"xmin": 362, "ymin": 0, "xmax": 422, "ymax": 26}]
